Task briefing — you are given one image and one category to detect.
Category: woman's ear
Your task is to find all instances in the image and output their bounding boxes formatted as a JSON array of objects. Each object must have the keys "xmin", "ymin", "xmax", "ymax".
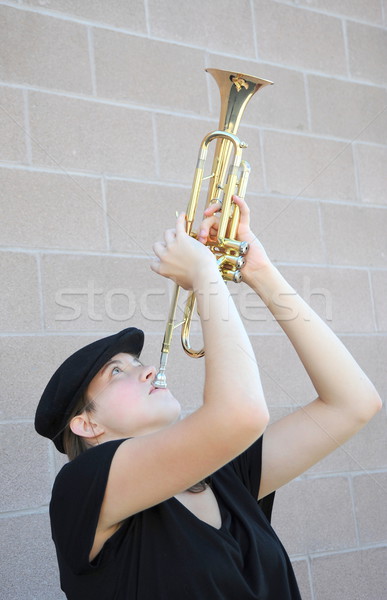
[{"xmin": 70, "ymin": 412, "xmax": 104, "ymax": 441}]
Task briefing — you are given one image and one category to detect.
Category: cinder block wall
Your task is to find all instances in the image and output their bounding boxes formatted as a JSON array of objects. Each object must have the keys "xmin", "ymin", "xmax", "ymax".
[{"xmin": 1, "ymin": 1, "xmax": 386, "ymax": 598}]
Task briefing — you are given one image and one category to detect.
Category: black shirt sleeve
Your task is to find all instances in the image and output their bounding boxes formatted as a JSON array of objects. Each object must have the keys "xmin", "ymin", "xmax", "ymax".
[
  {"xmin": 230, "ymin": 435, "xmax": 275, "ymax": 523},
  {"xmin": 50, "ymin": 439, "xmax": 126, "ymax": 574}
]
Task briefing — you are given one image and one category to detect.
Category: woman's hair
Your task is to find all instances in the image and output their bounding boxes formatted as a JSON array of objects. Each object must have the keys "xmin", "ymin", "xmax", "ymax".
[{"xmin": 62, "ymin": 393, "xmax": 96, "ymax": 461}]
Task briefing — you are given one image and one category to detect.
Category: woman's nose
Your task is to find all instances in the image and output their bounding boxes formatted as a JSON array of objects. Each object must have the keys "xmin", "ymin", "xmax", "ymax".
[{"xmin": 140, "ymin": 365, "xmax": 157, "ymax": 382}]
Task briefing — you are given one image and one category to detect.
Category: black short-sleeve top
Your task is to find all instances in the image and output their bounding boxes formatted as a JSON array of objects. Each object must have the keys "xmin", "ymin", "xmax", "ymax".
[{"xmin": 50, "ymin": 437, "xmax": 301, "ymax": 599}]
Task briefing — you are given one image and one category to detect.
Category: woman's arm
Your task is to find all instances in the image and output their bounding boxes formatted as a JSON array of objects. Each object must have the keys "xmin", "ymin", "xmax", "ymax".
[
  {"xmin": 96, "ymin": 213, "xmax": 269, "ymax": 530},
  {"xmin": 250, "ymin": 262, "xmax": 381, "ymax": 498},
  {"xmin": 202, "ymin": 197, "xmax": 382, "ymax": 499}
]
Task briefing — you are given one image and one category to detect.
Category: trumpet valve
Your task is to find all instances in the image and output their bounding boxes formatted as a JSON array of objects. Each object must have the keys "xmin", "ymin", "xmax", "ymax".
[
  {"xmin": 239, "ymin": 241, "xmax": 249, "ymax": 255},
  {"xmin": 221, "ymin": 238, "xmax": 249, "ymax": 255},
  {"xmin": 235, "ymin": 256, "xmax": 246, "ymax": 269},
  {"xmin": 222, "ymin": 269, "xmax": 243, "ymax": 283},
  {"xmin": 220, "ymin": 254, "xmax": 246, "ymax": 269}
]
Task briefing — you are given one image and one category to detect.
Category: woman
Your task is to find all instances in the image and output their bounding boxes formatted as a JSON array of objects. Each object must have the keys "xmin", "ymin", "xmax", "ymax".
[{"xmin": 35, "ymin": 196, "xmax": 381, "ymax": 599}]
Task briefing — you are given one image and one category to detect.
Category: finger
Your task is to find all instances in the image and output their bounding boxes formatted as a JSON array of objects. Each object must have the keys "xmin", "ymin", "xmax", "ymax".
[
  {"xmin": 152, "ymin": 241, "xmax": 166, "ymax": 258},
  {"xmin": 150, "ymin": 257, "xmax": 161, "ymax": 274},
  {"xmin": 197, "ymin": 215, "xmax": 219, "ymax": 243},
  {"xmin": 204, "ymin": 202, "xmax": 222, "ymax": 217},
  {"xmin": 209, "ymin": 225, "xmax": 218, "ymax": 238},
  {"xmin": 164, "ymin": 228, "xmax": 176, "ymax": 246}
]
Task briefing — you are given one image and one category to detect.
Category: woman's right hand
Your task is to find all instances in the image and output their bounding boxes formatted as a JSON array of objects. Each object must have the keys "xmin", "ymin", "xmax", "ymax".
[
  {"xmin": 151, "ymin": 212, "xmax": 218, "ymax": 290},
  {"xmin": 200, "ymin": 195, "xmax": 272, "ymax": 287}
]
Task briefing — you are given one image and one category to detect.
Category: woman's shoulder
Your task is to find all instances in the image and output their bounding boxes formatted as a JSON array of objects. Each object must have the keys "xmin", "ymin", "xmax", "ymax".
[{"xmin": 54, "ymin": 439, "xmax": 128, "ymax": 489}]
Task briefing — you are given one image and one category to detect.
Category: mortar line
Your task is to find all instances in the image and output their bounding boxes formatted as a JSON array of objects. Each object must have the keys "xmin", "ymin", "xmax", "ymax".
[{"xmin": 87, "ymin": 26, "xmax": 97, "ymax": 97}]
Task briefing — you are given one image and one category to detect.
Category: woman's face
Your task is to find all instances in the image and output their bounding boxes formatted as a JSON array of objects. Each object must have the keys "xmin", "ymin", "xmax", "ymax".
[{"xmin": 86, "ymin": 352, "xmax": 181, "ymax": 440}]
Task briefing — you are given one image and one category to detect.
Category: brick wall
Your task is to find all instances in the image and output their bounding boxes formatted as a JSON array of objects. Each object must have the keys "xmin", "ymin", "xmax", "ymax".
[{"xmin": 1, "ymin": 1, "xmax": 386, "ymax": 598}]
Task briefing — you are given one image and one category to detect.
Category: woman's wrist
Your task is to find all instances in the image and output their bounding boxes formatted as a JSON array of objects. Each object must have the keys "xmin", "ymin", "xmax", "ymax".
[
  {"xmin": 243, "ymin": 261, "xmax": 277, "ymax": 294},
  {"xmin": 246, "ymin": 263, "xmax": 297, "ymax": 311},
  {"xmin": 192, "ymin": 260, "xmax": 223, "ymax": 294}
]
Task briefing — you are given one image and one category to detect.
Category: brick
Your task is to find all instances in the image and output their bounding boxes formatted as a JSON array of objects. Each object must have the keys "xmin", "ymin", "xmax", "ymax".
[
  {"xmin": 0, "ymin": 513, "xmax": 61, "ymax": 600},
  {"xmin": 148, "ymin": 0, "xmax": 255, "ymax": 57},
  {"xmin": 321, "ymin": 204, "xmax": 387, "ymax": 267},
  {"xmin": 271, "ymin": 477, "xmax": 357, "ymax": 554},
  {"xmin": 293, "ymin": 0, "xmax": 384, "ymax": 24},
  {"xmin": 251, "ymin": 196, "xmax": 325, "ymax": 264},
  {"xmin": 0, "ymin": 423, "xmax": 52, "ymax": 511},
  {"xmin": 254, "ymin": 1, "xmax": 347, "ymax": 75},
  {"xmin": 107, "ymin": 180, "xmax": 188, "ymax": 254},
  {"xmin": 249, "ymin": 334, "xmax": 317, "ymax": 407},
  {"xmin": 355, "ymin": 143, "xmax": 387, "ymax": 205},
  {"xmin": 348, "ymin": 21, "xmax": 387, "ymax": 85},
  {"xmin": 353, "ymin": 472, "xmax": 387, "ymax": 544},
  {"xmin": 94, "ymin": 30, "xmax": 207, "ymax": 113},
  {"xmin": 0, "ymin": 252, "xmax": 41, "ymax": 332},
  {"xmin": 312, "ymin": 547, "xmax": 387, "ymax": 600},
  {"xmin": 155, "ymin": 114, "xmax": 209, "ymax": 185},
  {"xmin": 308, "ymin": 76, "xmax": 387, "ymax": 145},
  {"xmin": 54, "ymin": 446, "xmax": 69, "ymax": 474},
  {"xmin": 0, "ymin": 168, "xmax": 106, "ymax": 250},
  {"xmin": 41, "ymin": 253, "xmax": 171, "ymax": 332},
  {"xmin": 0, "ymin": 5, "xmax": 92, "ymax": 94},
  {"xmin": 29, "ymin": 92, "xmax": 156, "ymax": 178},
  {"xmin": 279, "ymin": 265, "xmax": 375, "ymax": 333},
  {"xmin": 245, "ymin": 65, "xmax": 307, "ymax": 133},
  {"xmin": 25, "ymin": 0, "xmax": 147, "ymax": 32},
  {"xmin": 0, "ymin": 334, "xmax": 98, "ymax": 420},
  {"xmin": 291, "ymin": 560, "xmax": 312, "ymax": 600},
  {"xmin": 0, "ymin": 87, "xmax": 26, "ymax": 162},
  {"xmin": 371, "ymin": 270, "xmax": 387, "ymax": 332},
  {"xmin": 264, "ymin": 131, "xmax": 356, "ymax": 202}
]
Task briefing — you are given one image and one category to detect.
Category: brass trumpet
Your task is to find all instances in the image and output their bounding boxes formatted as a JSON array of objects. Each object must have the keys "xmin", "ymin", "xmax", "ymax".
[{"xmin": 153, "ymin": 68, "xmax": 273, "ymax": 389}]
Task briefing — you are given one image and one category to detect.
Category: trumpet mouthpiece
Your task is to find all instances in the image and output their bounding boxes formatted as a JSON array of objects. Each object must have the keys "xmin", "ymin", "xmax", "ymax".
[{"xmin": 153, "ymin": 371, "xmax": 168, "ymax": 389}]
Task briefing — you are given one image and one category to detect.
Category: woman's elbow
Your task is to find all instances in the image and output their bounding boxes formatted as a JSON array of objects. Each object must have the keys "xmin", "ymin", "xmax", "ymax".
[
  {"xmin": 358, "ymin": 385, "xmax": 383, "ymax": 425},
  {"xmin": 238, "ymin": 394, "xmax": 270, "ymax": 437}
]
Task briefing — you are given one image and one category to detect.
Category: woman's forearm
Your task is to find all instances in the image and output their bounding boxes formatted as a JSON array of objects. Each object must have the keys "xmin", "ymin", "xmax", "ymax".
[
  {"xmin": 193, "ymin": 265, "xmax": 268, "ymax": 426},
  {"xmin": 249, "ymin": 263, "xmax": 381, "ymax": 419}
]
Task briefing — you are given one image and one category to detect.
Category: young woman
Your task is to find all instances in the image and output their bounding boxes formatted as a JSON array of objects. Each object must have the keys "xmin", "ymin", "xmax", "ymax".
[{"xmin": 35, "ymin": 196, "xmax": 381, "ymax": 599}]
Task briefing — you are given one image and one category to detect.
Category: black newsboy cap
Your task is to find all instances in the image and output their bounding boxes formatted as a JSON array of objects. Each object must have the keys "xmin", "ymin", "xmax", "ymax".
[{"xmin": 35, "ymin": 327, "xmax": 144, "ymax": 453}]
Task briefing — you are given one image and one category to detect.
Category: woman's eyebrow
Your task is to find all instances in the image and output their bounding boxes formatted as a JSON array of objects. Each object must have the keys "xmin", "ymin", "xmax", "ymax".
[{"xmin": 99, "ymin": 359, "xmax": 124, "ymax": 377}]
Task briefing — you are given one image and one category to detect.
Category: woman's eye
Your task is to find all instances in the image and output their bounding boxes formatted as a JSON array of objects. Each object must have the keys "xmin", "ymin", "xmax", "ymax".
[{"xmin": 112, "ymin": 366, "xmax": 121, "ymax": 375}]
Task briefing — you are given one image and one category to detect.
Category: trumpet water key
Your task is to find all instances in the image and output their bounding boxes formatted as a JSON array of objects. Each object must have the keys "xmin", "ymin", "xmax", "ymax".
[{"xmin": 153, "ymin": 68, "xmax": 273, "ymax": 389}]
